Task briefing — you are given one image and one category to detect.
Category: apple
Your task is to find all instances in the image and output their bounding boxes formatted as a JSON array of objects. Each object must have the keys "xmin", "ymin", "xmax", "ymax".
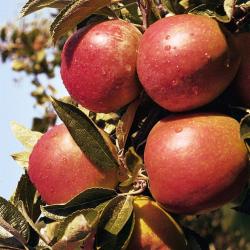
[
  {"xmin": 128, "ymin": 196, "xmax": 188, "ymax": 250},
  {"xmin": 144, "ymin": 114, "xmax": 249, "ymax": 214},
  {"xmin": 233, "ymin": 32, "xmax": 250, "ymax": 107},
  {"xmin": 137, "ymin": 14, "xmax": 240, "ymax": 112},
  {"xmin": 28, "ymin": 124, "xmax": 118, "ymax": 204},
  {"xmin": 60, "ymin": 19, "xmax": 141, "ymax": 113}
]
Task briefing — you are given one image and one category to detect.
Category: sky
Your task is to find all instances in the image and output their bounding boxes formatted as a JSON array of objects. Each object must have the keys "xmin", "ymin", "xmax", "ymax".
[{"xmin": 0, "ymin": 1, "xmax": 67, "ymax": 199}]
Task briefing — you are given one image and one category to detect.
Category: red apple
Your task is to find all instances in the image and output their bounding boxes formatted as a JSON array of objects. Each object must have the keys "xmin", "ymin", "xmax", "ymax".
[
  {"xmin": 234, "ymin": 32, "xmax": 250, "ymax": 107},
  {"xmin": 28, "ymin": 124, "xmax": 118, "ymax": 204},
  {"xmin": 137, "ymin": 14, "xmax": 240, "ymax": 112},
  {"xmin": 144, "ymin": 114, "xmax": 249, "ymax": 214},
  {"xmin": 61, "ymin": 19, "xmax": 141, "ymax": 113}
]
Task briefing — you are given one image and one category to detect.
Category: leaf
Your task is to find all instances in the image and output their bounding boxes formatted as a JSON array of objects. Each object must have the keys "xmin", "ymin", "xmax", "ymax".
[
  {"xmin": 119, "ymin": 147, "xmax": 143, "ymax": 187},
  {"xmin": 116, "ymin": 99, "xmax": 140, "ymax": 150},
  {"xmin": 161, "ymin": 0, "xmax": 184, "ymax": 14},
  {"xmin": 223, "ymin": 0, "xmax": 236, "ymax": 21},
  {"xmin": 51, "ymin": 0, "xmax": 111, "ymax": 43},
  {"xmin": 95, "ymin": 208, "xmax": 135, "ymax": 250},
  {"xmin": 102, "ymin": 196, "xmax": 133, "ymax": 235},
  {"xmin": 41, "ymin": 188, "xmax": 117, "ymax": 218},
  {"xmin": 10, "ymin": 174, "xmax": 42, "ymax": 222},
  {"xmin": 10, "ymin": 121, "xmax": 42, "ymax": 151},
  {"xmin": 183, "ymin": 227, "xmax": 209, "ymax": 250},
  {"xmin": 234, "ymin": 188, "xmax": 250, "ymax": 215},
  {"xmin": 240, "ymin": 114, "xmax": 250, "ymax": 151},
  {"xmin": 240, "ymin": 114, "xmax": 250, "ymax": 139},
  {"xmin": 125, "ymin": 147, "xmax": 143, "ymax": 174},
  {"xmin": 51, "ymin": 98, "xmax": 119, "ymax": 170},
  {"xmin": 21, "ymin": 0, "xmax": 70, "ymax": 17},
  {"xmin": 11, "ymin": 152, "xmax": 30, "ymax": 170},
  {"xmin": 0, "ymin": 237, "xmax": 24, "ymax": 250},
  {"xmin": 11, "ymin": 60, "xmax": 27, "ymax": 71},
  {"xmin": 55, "ymin": 209, "xmax": 99, "ymax": 242},
  {"xmin": 0, "ymin": 197, "xmax": 30, "ymax": 244},
  {"xmin": 18, "ymin": 202, "xmax": 51, "ymax": 249}
]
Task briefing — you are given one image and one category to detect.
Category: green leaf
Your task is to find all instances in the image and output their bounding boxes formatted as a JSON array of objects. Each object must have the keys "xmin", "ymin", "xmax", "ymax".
[
  {"xmin": 125, "ymin": 147, "xmax": 143, "ymax": 174},
  {"xmin": 41, "ymin": 188, "xmax": 117, "ymax": 218},
  {"xmin": 11, "ymin": 152, "xmax": 30, "ymax": 170},
  {"xmin": 240, "ymin": 114, "xmax": 250, "ymax": 151},
  {"xmin": 183, "ymin": 227, "xmax": 209, "ymax": 250},
  {"xmin": 95, "ymin": 208, "xmax": 135, "ymax": 250},
  {"xmin": 55, "ymin": 209, "xmax": 99, "ymax": 242},
  {"xmin": 119, "ymin": 147, "xmax": 143, "ymax": 188},
  {"xmin": 21, "ymin": 0, "xmax": 70, "ymax": 17},
  {"xmin": 0, "ymin": 237, "xmax": 25, "ymax": 250},
  {"xmin": 161, "ymin": 0, "xmax": 184, "ymax": 14},
  {"xmin": 116, "ymin": 100, "xmax": 140, "ymax": 150},
  {"xmin": 50, "ymin": 0, "xmax": 111, "ymax": 43},
  {"xmin": 223, "ymin": 0, "xmax": 236, "ymax": 21},
  {"xmin": 18, "ymin": 202, "xmax": 51, "ymax": 249},
  {"xmin": 10, "ymin": 121, "xmax": 42, "ymax": 151},
  {"xmin": 102, "ymin": 196, "xmax": 134, "ymax": 235},
  {"xmin": 0, "ymin": 197, "xmax": 30, "ymax": 243},
  {"xmin": 51, "ymin": 98, "xmax": 119, "ymax": 170},
  {"xmin": 10, "ymin": 174, "xmax": 42, "ymax": 222},
  {"xmin": 240, "ymin": 114, "xmax": 250, "ymax": 139}
]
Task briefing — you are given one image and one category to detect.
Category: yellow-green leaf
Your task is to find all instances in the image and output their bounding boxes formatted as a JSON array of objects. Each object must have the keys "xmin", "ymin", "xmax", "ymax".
[
  {"xmin": 10, "ymin": 121, "xmax": 42, "ymax": 151},
  {"xmin": 21, "ymin": 0, "xmax": 70, "ymax": 17},
  {"xmin": 11, "ymin": 152, "xmax": 30, "ymax": 170},
  {"xmin": 51, "ymin": 0, "xmax": 111, "ymax": 43},
  {"xmin": 116, "ymin": 99, "xmax": 140, "ymax": 150}
]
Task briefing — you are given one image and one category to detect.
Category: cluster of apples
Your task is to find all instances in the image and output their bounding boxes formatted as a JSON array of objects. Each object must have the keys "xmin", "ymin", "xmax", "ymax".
[{"xmin": 28, "ymin": 13, "xmax": 249, "ymax": 249}]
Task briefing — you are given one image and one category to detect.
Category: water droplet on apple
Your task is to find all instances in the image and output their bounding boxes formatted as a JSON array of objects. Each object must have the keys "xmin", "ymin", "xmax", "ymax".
[
  {"xmin": 204, "ymin": 52, "xmax": 211, "ymax": 61},
  {"xmin": 171, "ymin": 80, "xmax": 178, "ymax": 86},
  {"xmin": 164, "ymin": 45, "xmax": 171, "ymax": 51},
  {"xmin": 125, "ymin": 64, "xmax": 132, "ymax": 71},
  {"xmin": 175, "ymin": 127, "xmax": 183, "ymax": 133},
  {"xmin": 192, "ymin": 86, "xmax": 199, "ymax": 95},
  {"xmin": 165, "ymin": 35, "xmax": 170, "ymax": 40}
]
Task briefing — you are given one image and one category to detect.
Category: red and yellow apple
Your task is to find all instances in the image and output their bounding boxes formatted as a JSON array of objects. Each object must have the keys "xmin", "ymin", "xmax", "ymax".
[
  {"xmin": 144, "ymin": 114, "xmax": 249, "ymax": 214},
  {"xmin": 137, "ymin": 14, "xmax": 240, "ymax": 112},
  {"xmin": 61, "ymin": 19, "xmax": 141, "ymax": 113},
  {"xmin": 128, "ymin": 196, "xmax": 188, "ymax": 250},
  {"xmin": 28, "ymin": 124, "xmax": 118, "ymax": 204}
]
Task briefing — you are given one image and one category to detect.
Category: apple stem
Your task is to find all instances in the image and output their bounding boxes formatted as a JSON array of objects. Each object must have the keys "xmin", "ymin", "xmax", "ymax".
[{"xmin": 138, "ymin": 0, "xmax": 151, "ymax": 30}]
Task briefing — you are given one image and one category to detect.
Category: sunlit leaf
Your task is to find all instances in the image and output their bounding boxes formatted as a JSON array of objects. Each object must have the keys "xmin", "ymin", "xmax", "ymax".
[
  {"xmin": 21, "ymin": 0, "xmax": 70, "ymax": 17},
  {"xmin": 11, "ymin": 152, "xmax": 30, "ymax": 170},
  {"xmin": 0, "ymin": 197, "xmax": 30, "ymax": 243},
  {"xmin": 10, "ymin": 121, "xmax": 42, "ymax": 151},
  {"xmin": 51, "ymin": 0, "xmax": 111, "ymax": 43},
  {"xmin": 223, "ymin": 0, "xmax": 236, "ymax": 21},
  {"xmin": 41, "ymin": 188, "xmax": 117, "ymax": 218}
]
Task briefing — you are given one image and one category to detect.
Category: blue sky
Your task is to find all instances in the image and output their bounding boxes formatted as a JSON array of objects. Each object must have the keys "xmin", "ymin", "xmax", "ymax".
[{"xmin": 0, "ymin": 1, "xmax": 67, "ymax": 199}]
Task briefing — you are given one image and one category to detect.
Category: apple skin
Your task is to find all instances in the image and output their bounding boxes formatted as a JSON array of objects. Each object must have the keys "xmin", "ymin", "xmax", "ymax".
[
  {"xmin": 61, "ymin": 19, "xmax": 141, "ymax": 113},
  {"xmin": 128, "ymin": 196, "xmax": 188, "ymax": 250},
  {"xmin": 144, "ymin": 114, "xmax": 249, "ymax": 214},
  {"xmin": 28, "ymin": 124, "xmax": 118, "ymax": 204},
  {"xmin": 137, "ymin": 14, "xmax": 240, "ymax": 112},
  {"xmin": 233, "ymin": 32, "xmax": 250, "ymax": 107}
]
